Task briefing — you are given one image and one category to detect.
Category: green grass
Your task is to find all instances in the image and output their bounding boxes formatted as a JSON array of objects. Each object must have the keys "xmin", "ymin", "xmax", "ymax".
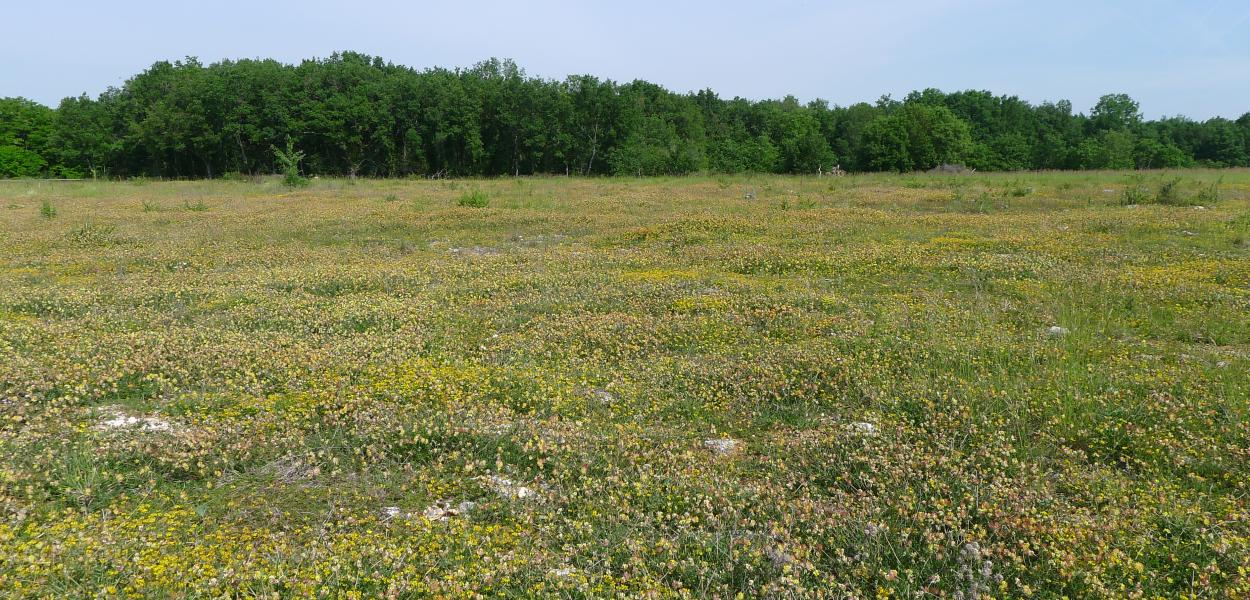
[
  {"xmin": 456, "ymin": 188, "xmax": 490, "ymax": 208},
  {"xmin": 1, "ymin": 169, "xmax": 1248, "ymax": 598}
]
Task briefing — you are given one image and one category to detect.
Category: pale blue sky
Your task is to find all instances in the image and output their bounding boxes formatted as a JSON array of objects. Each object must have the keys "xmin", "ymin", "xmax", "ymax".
[{"xmin": 4, "ymin": 0, "xmax": 1249, "ymax": 119}]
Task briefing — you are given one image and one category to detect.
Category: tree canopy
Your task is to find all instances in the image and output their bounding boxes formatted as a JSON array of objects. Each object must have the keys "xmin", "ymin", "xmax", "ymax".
[{"xmin": 2, "ymin": 53, "xmax": 1247, "ymax": 178}]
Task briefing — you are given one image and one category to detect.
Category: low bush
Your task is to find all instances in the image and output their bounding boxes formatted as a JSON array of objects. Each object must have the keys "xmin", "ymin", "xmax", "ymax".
[{"xmin": 456, "ymin": 189, "xmax": 490, "ymax": 208}]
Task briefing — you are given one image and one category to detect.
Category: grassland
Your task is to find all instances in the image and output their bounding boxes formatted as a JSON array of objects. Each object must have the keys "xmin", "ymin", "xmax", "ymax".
[{"xmin": 1, "ymin": 170, "xmax": 1249, "ymax": 598}]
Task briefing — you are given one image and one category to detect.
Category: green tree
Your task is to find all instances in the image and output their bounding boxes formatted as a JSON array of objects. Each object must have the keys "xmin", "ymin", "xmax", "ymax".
[
  {"xmin": 1077, "ymin": 130, "xmax": 1136, "ymax": 169},
  {"xmin": 4, "ymin": 53, "xmax": 1236, "ymax": 177},
  {"xmin": 860, "ymin": 115, "xmax": 911, "ymax": 172},
  {"xmin": 1194, "ymin": 118, "xmax": 1248, "ymax": 167},
  {"xmin": 51, "ymin": 94, "xmax": 118, "ymax": 178},
  {"xmin": 0, "ymin": 97, "xmax": 56, "ymax": 176},
  {"xmin": 861, "ymin": 104, "xmax": 972, "ymax": 172},
  {"xmin": 1090, "ymin": 94, "xmax": 1142, "ymax": 132},
  {"xmin": 0, "ymin": 144, "xmax": 46, "ymax": 177}
]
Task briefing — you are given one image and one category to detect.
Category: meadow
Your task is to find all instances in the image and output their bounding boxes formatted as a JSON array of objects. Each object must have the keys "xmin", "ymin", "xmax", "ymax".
[{"xmin": 1, "ymin": 170, "xmax": 1248, "ymax": 598}]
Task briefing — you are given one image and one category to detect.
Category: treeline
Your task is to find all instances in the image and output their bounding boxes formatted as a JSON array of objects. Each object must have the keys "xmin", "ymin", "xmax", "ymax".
[{"xmin": 2, "ymin": 52, "xmax": 1249, "ymax": 179}]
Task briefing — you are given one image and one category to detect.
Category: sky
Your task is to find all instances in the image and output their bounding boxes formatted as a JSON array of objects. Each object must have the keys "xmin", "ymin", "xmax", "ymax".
[{"xmin": 3, "ymin": 0, "xmax": 1249, "ymax": 120}]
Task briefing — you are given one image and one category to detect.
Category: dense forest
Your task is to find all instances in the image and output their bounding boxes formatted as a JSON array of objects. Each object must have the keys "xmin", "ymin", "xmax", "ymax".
[{"xmin": 2, "ymin": 52, "xmax": 1249, "ymax": 179}]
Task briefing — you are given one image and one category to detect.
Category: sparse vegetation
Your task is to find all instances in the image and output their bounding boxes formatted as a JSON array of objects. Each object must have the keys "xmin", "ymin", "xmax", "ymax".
[
  {"xmin": 1119, "ymin": 174, "xmax": 1221, "ymax": 206},
  {"xmin": 1, "ymin": 171, "xmax": 1248, "ymax": 598}
]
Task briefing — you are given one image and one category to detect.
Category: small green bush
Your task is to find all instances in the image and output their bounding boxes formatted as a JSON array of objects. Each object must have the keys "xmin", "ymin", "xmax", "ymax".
[
  {"xmin": 456, "ymin": 189, "xmax": 490, "ymax": 208},
  {"xmin": 221, "ymin": 171, "xmax": 254, "ymax": 183},
  {"xmin": 66, "ymin": 222, "xmax": 117, "ymax": 246},
  {"xmin": 183, "ymin": 198, "xmax": 208, "ymax": 212},
  {"xmin": 40, "ymin": 199, "xmax": 57, "ymax": 218},
  {"xmin": 1120, "ymin": 180, "xmax": 1149, "ymax": 205},
  {"xmin": 271, "ymin": 138, "xmax": 309, "ymax": 187},
  {"xmin": 1155, "ymin": 177, "xmax": 1183, "ymax": 205},
  {"xmin": 1007, "ymin": 182, "xmax": 1032, "ymax": 197},
  {"xmin": 973, "ymin": 191, "xmax": 993, "ymax": 213},
  {"xmin": 1196, "ymin": 177, "xmax": 1222, "ymax": 205}
]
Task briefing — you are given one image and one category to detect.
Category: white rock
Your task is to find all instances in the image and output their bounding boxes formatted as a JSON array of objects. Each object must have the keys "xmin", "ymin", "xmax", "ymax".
[
  {"xmin": 485, "ymin": 475, "xmax": 536, "ymax": 500},
  {"xmin": 550, "ymin": 567, "xmax": 575, "ymax": 577},
  {"xmin": 848, "ymin": 421, "xmax": 878, "ymax": 435},
  {"xmin": 96, "ymin": 407, "xmax": 174, "ymax": 432},
  {"xmin": 382, "ymin": 506, "xmax": 402, "ymax": 519},
  {"xmin": 703, "ymin": 438, "xmax": 740, "ymax": 455},
  {"xmin": 422, "ymin": 500, "xmax": 476, "ymax": 521},
  {"xmin": 1047, "ymin": 326, "xmax": 1070, "ymax": 337}
]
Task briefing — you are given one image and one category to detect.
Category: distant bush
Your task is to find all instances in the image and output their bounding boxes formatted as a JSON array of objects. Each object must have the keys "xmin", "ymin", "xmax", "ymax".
[
  {"xmin": 66, "ymin": 222, "xmax": 118, "ymax": 246},
  {"xmin": 40, "ymin": 199, "xmax": 56, "ymax": 218},
  {"xmin": 1230, "ymin": 213, "xmax": 1250, "ymax": 247},
  {"xmin": 183, "ymin": 198, "xmax": 209, "ymax": 212},
  {"xmin": 272, "ymin": 138, "xmax": 309, "ymax": 187},
  {"xmin": 973, "ymin": 191, "xmax": 993, "ymax": 213},
  {"xmin": 456, "ymin": 189, "xmax": 489, "ymax": 208},
  {"xmin": 1006, "ymin": 181, "xmax": 1032, "ymax": 197},
  {"xmin": 1155, "ymin": 177, "xmax": 1183, "ymax": 205},
  {"xmin": 1119, "ymin": 175, "xmax": 1149, "ymax": 205},
  {"xmin": 1119, "ymin": 176, "xmax": 1216, "ymax": 207},
  {"xmin": 1196, "ymin": 177, "xmax": 1222, "ymax": 205}
]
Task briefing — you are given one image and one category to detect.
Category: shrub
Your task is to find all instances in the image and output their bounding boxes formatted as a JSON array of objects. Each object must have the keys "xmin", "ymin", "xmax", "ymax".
[
  {"xmin": 973, "ymin": 191, "xmax": 993, "ymax": 213},
  {"xmin": 1120, "ymin": 176, "xmax": 1149, "ymax": 205},
  {"xmin": 66, "ymin": 222, "xmax": 117, "ymax": 246},
  {"xmin": 40, "ymin": 199, "xmax": 57, "ymax": 219},
  {"xmin": 1196, "ymin": 177, "xmax": 1222, "ymax": 205},
  {"xmin": 1155, "ymin": 177, "xmax": 1183, "ymax": 205},
  {"xmin": 271, "ymin": 138, "xmax": 309, "ymax": 187},
  {"xmin": 183, "ymin": 198, "xmax": 208, "ymax": 212},
  {"xmin": 456, "ymin": 189, "xmax": 490, "ymax": 208},
  {"xmin": 1006, "ymin": 181, "xmax": 1032, "ymax": 197}
]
